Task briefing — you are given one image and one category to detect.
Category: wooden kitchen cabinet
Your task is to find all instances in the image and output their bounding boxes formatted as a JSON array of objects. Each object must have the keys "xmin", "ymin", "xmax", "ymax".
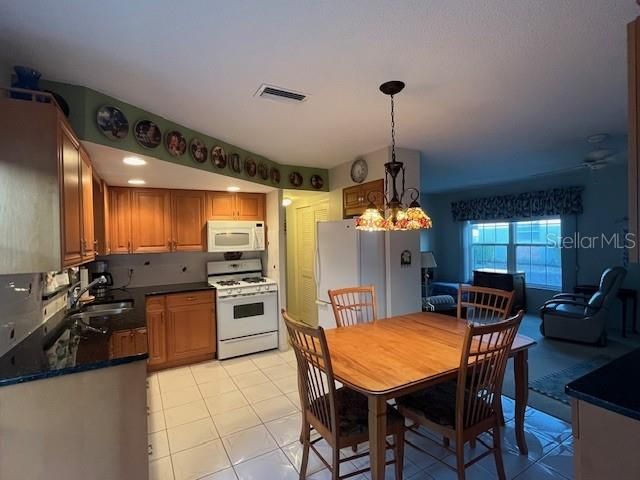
[
  {"xmin": 206, "ymin": 192, "xmax": 237, "ymax": 220},
  {"xmin": 342, "ymin": 179, "xmax": 384, "ymax": 218},
  {"xmin": 59, "ymin": 121, "xmax": 96, "ymax": 267},
  {"xmin": 146, "ymin": 296, "xmax": 167, "ymax": 367},
  {"xmin": 166, "ymin": 292, "xmax": 216, "ymax": 362},
  {"xmin": 59, "ymin": 122, "xmax": 83, "ymax": 267},
  {"xmin": 145, "ymin": 291, "xmax": 215, "ymax": 371},
  {"xmin": 206, "ymin": 192, "xmax": 265, "ymax": 221},
  {"xmin": 171, "ymin": 190, "xmax": 206, "ymax": 251},
  {"xmin": 236, "ymin": 193, "xmax": 265, "ymax": 220},
  {"xmin": 131, "ymin": 188, "xmax": 172, "ymax": 253},
  {"xmin": 93, "ymin": 179, "xmax": 110, "ymax": 255},
  {"xmin": 109, "ymin": 187, "xmax": 132, "ymax": 254},
  {"xmin": 80, "ymin": 148, "xmax": 95, "ymax": 262},
  {"xmin": 109, "ymin": 327, "xmax": 147, "ymax": 359}
]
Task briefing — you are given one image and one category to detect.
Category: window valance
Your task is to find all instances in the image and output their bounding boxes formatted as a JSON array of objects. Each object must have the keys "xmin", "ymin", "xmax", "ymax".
[{"xmin": 450, "ymin": 186, "xmax": 583, "ymax": 222}]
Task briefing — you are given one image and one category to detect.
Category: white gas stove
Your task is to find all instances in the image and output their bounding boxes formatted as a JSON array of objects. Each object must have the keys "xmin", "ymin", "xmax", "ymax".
[{"xmin": 207, "ymin": 259, "xmax": 278, "ymax": 359}]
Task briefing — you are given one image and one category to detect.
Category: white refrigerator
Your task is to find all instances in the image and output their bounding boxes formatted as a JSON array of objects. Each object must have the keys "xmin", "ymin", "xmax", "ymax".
[{"xmin": 316, "ymin": 220, "xmax": 422, "ymax": 328}]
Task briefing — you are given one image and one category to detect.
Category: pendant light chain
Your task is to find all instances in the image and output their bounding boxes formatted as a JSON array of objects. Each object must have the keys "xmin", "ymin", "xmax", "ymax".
[{"xmin": 390, "ymin": 94, "xmax": 396, "ymax": 163}]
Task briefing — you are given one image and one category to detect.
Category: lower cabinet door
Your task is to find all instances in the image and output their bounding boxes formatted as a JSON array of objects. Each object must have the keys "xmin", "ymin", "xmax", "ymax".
[
  {"xmin": 146, "ymin": 310, "xmax": 167, "ymax": 367},
  {"xmin": 134, "ymin": 327, "xmax": 148, "ymax": 355},
  {"xmin": 110, "ymin": 330, "xmax": 135, "ymax": 359},
  {"xmin": 166, "ymin": 302, "xmax": 215, "ymax": 362}
]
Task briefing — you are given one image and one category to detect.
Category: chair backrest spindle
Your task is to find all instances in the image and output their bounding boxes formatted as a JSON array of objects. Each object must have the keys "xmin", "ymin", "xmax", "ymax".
[
  {"xmin": 458, "ymin": 284, "xmax": 514, "ymax": 325},
  {"xmin": 328, "ymin": 285, "xmax": 378, "ymax": 327}
]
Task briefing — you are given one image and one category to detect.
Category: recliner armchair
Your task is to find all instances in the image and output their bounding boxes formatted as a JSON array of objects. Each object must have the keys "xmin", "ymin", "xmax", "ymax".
[{"xmin": 539, "ymin": 267, "xmax": 627, "ymax": 346}]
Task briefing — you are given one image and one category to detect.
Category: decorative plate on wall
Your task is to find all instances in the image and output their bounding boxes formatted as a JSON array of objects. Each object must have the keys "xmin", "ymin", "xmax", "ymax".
[
  {"xmin": 258, "ymin": 162, "xmax": 269, "ymax": 180},
  {"xmin": 350, "ymin": 157, "xmax": 368, "ymax": 183},
  {"xmin": 190, "ymin": 138, "xmax": 208, "ymax": 163},
  {"xmin": 270, "ymin": 167, "xmax": 281, "ymax": 184},
  {"xmin": 310, "ymin": 174, "xmax": 324, "ymax": 190},
  {"xmin": 165, "ymin": 130, "xmax": 187, "ymax": 157},
  {"xmin": 134, "ymin": 120, "xmax": 161, "ymax": 149},
  {"xmin": 289, "ymin": 171, "xmax": 303, "ymax": 187},
  {"xmin": 229, "ymin": 153, "xmax": 242, "ymax": 173},
  {"xmin": 245, "ymin": 157, "xmax": 257, "ymax": 177},
  {"xmin": 96, "ymin": 105, "xmax": 129, "ymax": 140},
  {"xmin": 211, "ymin": 146, "xmax": 227, "ymax": 168}
]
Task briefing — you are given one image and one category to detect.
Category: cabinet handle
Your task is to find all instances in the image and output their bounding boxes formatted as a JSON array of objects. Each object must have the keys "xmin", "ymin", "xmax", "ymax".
[
  {"xmin": 93, "ymin": 239, "xmax": 98, "ymax": 250},
  {"xmin": 168, "ymin": 239, "xmax": 172, "ymax": 251},
  {"xmin": 186, "ymin": 296, "xmax": 195, "ymax": 301},
  {"xmin": 127, "ymin": 240, "xmax": 131, "ymax": 253}
]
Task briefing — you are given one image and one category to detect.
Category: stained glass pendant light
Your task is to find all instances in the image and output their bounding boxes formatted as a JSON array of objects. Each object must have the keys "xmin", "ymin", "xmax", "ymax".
[{"xmin": 355, "ymin": 81, "xmax": 432, "ymax": 231}]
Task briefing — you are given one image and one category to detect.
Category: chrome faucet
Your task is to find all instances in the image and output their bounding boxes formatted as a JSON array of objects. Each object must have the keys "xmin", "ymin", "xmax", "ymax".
[{"xmin": 68, "ymin": 276, "xmax": 108, "ymax": 309}]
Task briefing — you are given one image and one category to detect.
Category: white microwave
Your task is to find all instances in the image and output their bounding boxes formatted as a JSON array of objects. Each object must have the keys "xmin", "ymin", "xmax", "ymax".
[{"xmin": 207, "ymin": 220, "xmax": 266, "ymax": 252}]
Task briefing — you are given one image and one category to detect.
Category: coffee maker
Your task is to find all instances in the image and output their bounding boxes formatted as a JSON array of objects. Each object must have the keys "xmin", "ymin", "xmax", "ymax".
[{"xmin": 87, "ymin": 260, "xmax": 113, "ymax": 297}]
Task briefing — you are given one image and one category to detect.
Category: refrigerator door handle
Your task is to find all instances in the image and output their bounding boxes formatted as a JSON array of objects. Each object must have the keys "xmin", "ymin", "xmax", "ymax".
[{"xmin": 314, "ymin": 245, "xmax": 321, "ymax": 293}]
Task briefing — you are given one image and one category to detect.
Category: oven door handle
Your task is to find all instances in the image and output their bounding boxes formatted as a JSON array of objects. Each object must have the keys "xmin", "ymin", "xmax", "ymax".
[{"xmin": 217, "ymin": 291, "xmax": 277, "ymax": 302}]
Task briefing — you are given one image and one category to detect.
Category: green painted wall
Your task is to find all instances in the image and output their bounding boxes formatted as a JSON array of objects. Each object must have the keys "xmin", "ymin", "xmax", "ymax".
[{"xmin": 42, "ymin": 81, "xmax": 329, "ymax": 192}]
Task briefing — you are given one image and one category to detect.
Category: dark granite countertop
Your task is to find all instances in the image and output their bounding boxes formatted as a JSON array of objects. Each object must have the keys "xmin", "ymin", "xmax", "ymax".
[
  {"xmin": 565, "ymin": 348, "xmax": 640, "ymax": 421},
  {"xmin": 0, "ymin": 282, "xmax": 214, "ymax": 387}
]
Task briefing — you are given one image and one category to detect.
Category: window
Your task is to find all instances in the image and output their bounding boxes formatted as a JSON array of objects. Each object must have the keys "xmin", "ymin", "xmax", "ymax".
[{"xmin": 468, "ymin": 218, "xmax": 562, "ymax": 289}]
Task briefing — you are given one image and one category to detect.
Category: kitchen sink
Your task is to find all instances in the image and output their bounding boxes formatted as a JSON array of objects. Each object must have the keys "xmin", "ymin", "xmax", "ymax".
[
  {"xmin": 66, "ymin": 300, "xmax": 133, "ymax": 322},
  {"xmin": 82, "ymin": 301, "xmax": 133, "ymax": 314}
]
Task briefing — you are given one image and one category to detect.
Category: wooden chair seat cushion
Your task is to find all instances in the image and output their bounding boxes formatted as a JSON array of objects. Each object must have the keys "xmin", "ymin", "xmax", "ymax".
[
  {"xmin": 311, "ymin": 387, "xmax": 404, "ymax": 437},
  {"xmin": 398, "ymin": 380, "xmax": 459, "ymax": 427},
  {"xmin": 398, "ymin": 380, "xmax": 493, "ymax": 428}
]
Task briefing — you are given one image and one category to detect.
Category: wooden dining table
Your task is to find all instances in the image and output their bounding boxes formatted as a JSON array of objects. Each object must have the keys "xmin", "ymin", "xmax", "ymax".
[{"xmin": 323, "ymin": 311, "xmax": 536, "ymax": 480}]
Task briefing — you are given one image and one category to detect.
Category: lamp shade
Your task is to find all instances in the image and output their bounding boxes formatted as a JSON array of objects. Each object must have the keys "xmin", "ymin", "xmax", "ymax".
[
  {"xmin": 355, "ymin": 207, "xmax": 386, "ymax": 231},
  {"xmin": 421, "ymin": 251, "xmax": 437, "ymax": 269}
]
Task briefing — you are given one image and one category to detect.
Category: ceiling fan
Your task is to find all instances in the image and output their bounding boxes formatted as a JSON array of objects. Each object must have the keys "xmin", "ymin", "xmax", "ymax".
[{"xmin": 530, "ymin": 133, "xmax": 622, "ymax": 178}]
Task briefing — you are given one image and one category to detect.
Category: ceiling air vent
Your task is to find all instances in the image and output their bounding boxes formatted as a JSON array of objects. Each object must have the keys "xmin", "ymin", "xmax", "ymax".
[{"xmin": 255, "ymin": 84, "xmax": 308, "ymax": 104}]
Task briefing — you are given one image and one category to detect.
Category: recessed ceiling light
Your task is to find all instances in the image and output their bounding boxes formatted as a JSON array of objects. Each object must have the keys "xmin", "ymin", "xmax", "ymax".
[
  {"xmin": 227, "ymin": 186, "xmax": 240, "ymax": 192},
  {"xmin": 123, "ymin": 156, "xmax": 146, "ymax": 166},
  {"xmin": 282, "ymin": 198, "xmax": 292, "ymax": 207},
  {"xmin": 128, "ymin": 179, "xmax": 146, "ymax": 185}
]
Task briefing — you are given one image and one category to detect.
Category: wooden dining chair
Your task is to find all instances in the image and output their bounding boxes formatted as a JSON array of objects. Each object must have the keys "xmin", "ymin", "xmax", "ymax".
[
  {"xmin": 282, "ymin": 309, "xmax": 405, "ymax": 480},
  {"xmin": 397, "ymin": 311, "xmax": 524, "ymax": 480},
  {"xmin": 328, "ymin": 285, "xmax": 377, "ymax": 327},
  {"xmin": 457, "ymin": 285, "xmax": 514, "ymax": 324}
]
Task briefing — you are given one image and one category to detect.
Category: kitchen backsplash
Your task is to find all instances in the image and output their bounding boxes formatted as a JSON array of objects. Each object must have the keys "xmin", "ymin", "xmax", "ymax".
[
  {"xmin": 0, "ymin": 273, "xmax": 43, "ymax": 357},
  {"xmin": 103, "ymin": 251, "xmax": 262, "ymax": 288}
]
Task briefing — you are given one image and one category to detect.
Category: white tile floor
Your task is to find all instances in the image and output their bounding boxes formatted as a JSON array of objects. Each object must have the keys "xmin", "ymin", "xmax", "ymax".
[{"xmin": 147, "ymin": 349, "xmax": 574, "ymax": 480}]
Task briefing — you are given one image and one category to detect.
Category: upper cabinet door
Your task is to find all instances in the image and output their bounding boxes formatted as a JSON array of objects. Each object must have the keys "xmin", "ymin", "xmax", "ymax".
[
  {"xmin": 59, "ymin": 123, "xmax": 83, "ymax": 267},
  {"xmin": 80, "ymin": 148, "xmax": 95, "ymax": 262},
  {"xmin": 131, "ymin": 188, "xmax": 172, "ymax": 253},
  {"xmin": 109, "ymin": 187, "xmax": 132, "ymax": 254},
  {"xmin": 206, "ymin": 192, "xmax": 236, "ymax": 220},
  {"xmin": 171, "ymin": 190, "xmax": 205, "ymax": 251},
  {"xmin": 236, "ymin": 193, "xmax": 265, "ymax": 221}
]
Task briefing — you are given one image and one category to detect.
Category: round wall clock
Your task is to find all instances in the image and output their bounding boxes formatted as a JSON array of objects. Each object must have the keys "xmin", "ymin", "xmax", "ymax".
[{"xmin": 350, "ymin": 158, "xmax": 368, "ymax": 183}]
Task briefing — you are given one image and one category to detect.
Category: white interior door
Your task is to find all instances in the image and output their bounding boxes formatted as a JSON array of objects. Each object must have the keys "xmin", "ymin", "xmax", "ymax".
[{"xmin": 294, "ymin": 202, "xmax": 328, "ymax": 325}]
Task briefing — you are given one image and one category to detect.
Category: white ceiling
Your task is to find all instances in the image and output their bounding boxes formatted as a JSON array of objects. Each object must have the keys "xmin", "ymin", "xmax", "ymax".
[
  {"xmin": 0, "ymin": 1, "xmax": 636, "ymax": 191},
  {"xmin": 85, "ymin": 142, "xmax": 274, "ymax": 193}
]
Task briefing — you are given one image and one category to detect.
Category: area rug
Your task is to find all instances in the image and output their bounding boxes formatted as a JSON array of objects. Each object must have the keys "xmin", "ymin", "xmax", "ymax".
[{"xmin": 529, "ymin": 355, "xmax": 614, "ymax": 404}]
